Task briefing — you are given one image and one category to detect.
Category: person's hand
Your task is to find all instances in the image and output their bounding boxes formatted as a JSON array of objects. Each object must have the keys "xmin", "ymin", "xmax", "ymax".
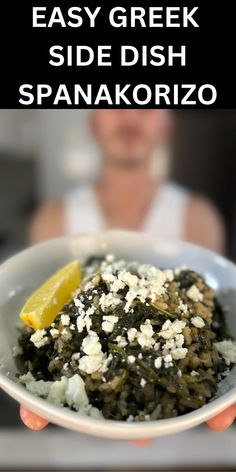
[
  {"xmin": 20, "ymin": 404, "xmax": 236, "ymax": 437},
  {"xmin": 20, "ymin": 405, "xmax": 49, "ymax": 431},
  {"xmin": 206, "ymin": 405, "xmax": 236, "ymax": 432}
]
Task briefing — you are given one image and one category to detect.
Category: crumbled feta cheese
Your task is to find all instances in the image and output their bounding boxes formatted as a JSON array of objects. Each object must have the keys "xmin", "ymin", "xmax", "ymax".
[
  {"xmin": 84, "ymin": 282, "xmax": 94, "ymax": 291},
  {"xmin": 177, "ymin": 369, "xmax": 182, "ymax": 377},
  {"xmin": 127, "ymin": 328, "xmax": 138, "ymax": 343},
  {"xmin": 137, "ymin": 320, "xmax": 155, "ymax": 349},
  {"xmin": 50, "ymin": 328, "xmax": 59, "ymax": 338},
  {"xmin": 160, "ymin": 319, "xmax": 187, "ymax": 360},
  {"xmin": 84, "ymin": 314, "xmax": 92, "ymax": 332},
  {"xmin": 79, "ymin": 332, "xmax": 113, "ymax": 374},
  {"xmin": 138, "ymin": 353, "xmax": 143, "ymax": 359},
  {"xmin": 86, "ymin": 307, "xmax": 95, "ymax": 316},
  {"xmin": 179, "ymin": 300, "xmax": 188, "ymax": 314},
  {"xmin": 171, "ymin": 347, "xmax": 188, "ymax": 360},
  {"xmin": 112, "ymin": 259, "xmax": 129, "ymax": 272},
  {"xmin": 214, "ymin": 339, "xmax": 236, "ymax": 365},
  {"xmin": 20, "ymin": 372, "xmax": 51, "ymax": 397},
  {"xmin": 124, "ymin": 289, "xmax": 139, "ymax": 312},
  {"xmin": 128, "ymin": 355, "xmax": 136, "ymax": 364},
  {"xmin": 187, "ymin": 285, "xmax": 203, "ymax": 303},
  {"xmin": 103, "ymin": 315, "xmax": 119, "ymax": 323},
  {"xmin": 20, "ymin": 372, "xmax": 102, "ymax": 418},
  {"xmin": 154, "ymin": 342, "xmax": 160, "ymax": 351},
  {"xmin": 99, "ymin": 292, "xmax": 121, "ymax": 311},
  {"xmin": 76, "ymin": 317, "xmax": 86, "ymax": 333},
  {"xmin": 61, "ymin": 314, "xmax": 70, "ymax": 326},
  {"xmin": 102, "ymin": 321, "xmax": 115, "ymax": 333},
  {"xmin": 101, "ymin": 353, "xmax": 113, "ymax": 373},
  {"xmin": 159, "ymin": 319, "xmax": 186, "ymax": 340},
  {"xmin": 163, "ymin": 354, "xmax": 173, "ymax": 368},
  {"xmin": 159, "ymin": 320, "xmax": 173, "ymax": 340},
  {"xmin": 106, "ymin": 254, "xmax": 115, "ymax": 263},
  {"xmin": 140, "ymin": 378, "xmax": 147, "ymax": 387},
  {"xmin": 79, "ymin": 354, "xmax": 104, "ymax": 374},
  {"xmin": 102, "ymin": 272, "xmax": 116, "ymax": 284},
  {"xmin": 137, "ymin": 287, "xmax": 149, "ymax": 303},
  {"xmin": 138, "ymin": 264, "xmax": 158, "ymax": 280},
  {"xmin": 74, "ymin": 298, "xmax": 85, "ymax": 312},
  {"xmin": 82, "ymin": 331, "xmax": 102, "ymax": 356},
  {"xmin": 172, "ymin": 319, "xmax": 186, "ymax": 334},
  {"xmin": 30, "ymin": 330, "xmax": 48, "ymax": 349},
  {"xmin": 102, "ymin": 315, "xmax": 119, "ymax": 332},
  {"xmin": 175, "ymin": 334, "xmax": 185, "ymax": 348},
  {"xmin": 110, "ymin": 278, "xmax": 125, "ymax": 293},
  {"xmin": 163, "ymin": 269, "xmax": 174, "ymax": 282},
  {"xmin": 191, "ymin": 316, "xmax": 205, "ymax": 328},
  {"xmin": 116, "ymin": 335, "xmax": 128, "ymax": 347},
  {"xmin": 162, "ymin": 339, "xmax": 175, "ymax": 352},
  {"xmin": 118, "ymin": 271, "xmax": 139, "ymax": 288},
  {"xmin": 105, "ymin": 263, "xmax": 168, "ymax": 312},
  {"xmin": 72, "ymin": 352, "xmax": 80, "ymax": 360},
  {"xmin": 191, "ymin": 370, "xmax": 199, "ymax": 376},
  {"xmin": 154, "ymin": 357, "xmax": 162, "ymax": 369},
  {"xmin": 65, "ymin": 373, "xmax": 89, "ymax": 410}
]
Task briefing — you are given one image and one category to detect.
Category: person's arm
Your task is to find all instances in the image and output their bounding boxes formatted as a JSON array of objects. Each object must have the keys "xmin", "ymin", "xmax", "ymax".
[
  {"xmin": 185, "ymin": 196, "xmax": 225, "ymax": 254},
  {"xmin": 29, "ymin": 200, "xmax": 64, "ymax": 244}
]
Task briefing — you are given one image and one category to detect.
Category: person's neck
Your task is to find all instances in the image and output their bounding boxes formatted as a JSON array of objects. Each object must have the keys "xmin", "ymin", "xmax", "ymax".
[{"xmin": 95, "ymin": 160, "xmax": 158, "ymax": 229}]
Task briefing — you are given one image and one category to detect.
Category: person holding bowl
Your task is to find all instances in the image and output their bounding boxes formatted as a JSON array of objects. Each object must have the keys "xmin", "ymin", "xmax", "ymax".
[{"xmin": 23, "ymin": 109, "xmax": 235, "ymax": 434}]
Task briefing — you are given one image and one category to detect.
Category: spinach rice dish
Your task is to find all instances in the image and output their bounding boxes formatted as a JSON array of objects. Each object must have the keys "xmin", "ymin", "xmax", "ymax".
[{"xmin": 16, "ymin": 255, "xmax": 236, "ymax": 422}]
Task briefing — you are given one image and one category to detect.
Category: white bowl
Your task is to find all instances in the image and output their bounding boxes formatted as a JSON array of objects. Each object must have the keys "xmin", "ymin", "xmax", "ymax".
[{"xmin": 1, "ymin": 230, "xmax": 236, "ymax": 440}]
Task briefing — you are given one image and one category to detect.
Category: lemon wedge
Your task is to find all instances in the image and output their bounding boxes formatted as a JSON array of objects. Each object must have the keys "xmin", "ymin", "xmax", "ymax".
[{"xmin": 20, "ymin": 260, "xmax": 81, "ymax": 330}]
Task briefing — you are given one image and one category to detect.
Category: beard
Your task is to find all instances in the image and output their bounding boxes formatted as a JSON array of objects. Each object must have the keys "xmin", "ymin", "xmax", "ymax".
[
  {"xmin": 108, "ymin": 155, "xmax": 147, "ymax": 169},
  {"xmin": 105, "ymin": 126, "xmax": 151, "ymax": 169}
]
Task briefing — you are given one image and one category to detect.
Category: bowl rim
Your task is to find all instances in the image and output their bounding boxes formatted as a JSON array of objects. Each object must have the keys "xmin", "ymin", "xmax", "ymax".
[
  {"xmin": 1, "ymin": 374, "xmax": 236, "ymax": 439},
  {"xmin": 1, "ymin": 230, "xmax": 236, "ymax": 439}
]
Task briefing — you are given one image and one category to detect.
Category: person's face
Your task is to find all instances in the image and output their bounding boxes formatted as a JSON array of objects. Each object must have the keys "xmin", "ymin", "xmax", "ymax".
[{"xmin": 91, "ymin": 110, "xmax": 171, "ymax": 167}]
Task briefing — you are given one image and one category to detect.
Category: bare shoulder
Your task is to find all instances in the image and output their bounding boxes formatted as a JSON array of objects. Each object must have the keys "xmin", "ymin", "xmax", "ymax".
[
  {"xmin": 29, "ymin": 199, "xmax": 65, "ymax": 245},
  {"xmin": 185, "ymin": 195, "xmax": 226, "ymax": 254}
]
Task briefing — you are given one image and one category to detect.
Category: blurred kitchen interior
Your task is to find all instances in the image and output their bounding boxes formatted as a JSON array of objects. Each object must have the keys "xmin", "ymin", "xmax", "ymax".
[{"xmin": 0, "ymin": 109, "xmax": 236, "ymax": 471}]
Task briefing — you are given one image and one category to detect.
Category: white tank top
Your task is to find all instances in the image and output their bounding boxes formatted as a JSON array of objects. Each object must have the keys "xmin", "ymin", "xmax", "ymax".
[{"xmin": 64, "ymin": 182, "xmax": 190, "ymax": 240}]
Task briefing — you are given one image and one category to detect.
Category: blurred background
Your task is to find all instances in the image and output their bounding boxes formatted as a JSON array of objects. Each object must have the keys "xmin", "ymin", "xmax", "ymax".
[{"xmin": 0, "ymin": 109, "xmax": 236, "ymax": 471}]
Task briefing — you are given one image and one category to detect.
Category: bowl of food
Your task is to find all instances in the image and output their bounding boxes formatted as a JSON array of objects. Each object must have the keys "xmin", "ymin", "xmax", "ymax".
[{"xmin": 1, "ymin": 230, "xmax": 236, "ymax": 440}]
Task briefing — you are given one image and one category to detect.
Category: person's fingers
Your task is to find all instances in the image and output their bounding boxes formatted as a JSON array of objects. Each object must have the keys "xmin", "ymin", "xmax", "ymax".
[
  {"xmin": 207, "ymin": 405, "xmax": 236, "ymax": 432},
  {"xmin": 20, "ymin": 405, "xmax": 49, "ymax": 431},
  {"xmin": 132, "ymin": 439, "xmax": 152, "ymax": 447}
]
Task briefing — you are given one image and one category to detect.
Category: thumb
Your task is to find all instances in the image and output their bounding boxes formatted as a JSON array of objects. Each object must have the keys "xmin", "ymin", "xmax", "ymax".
[
  {"xmin": 20, "ymin": 405, "xmax": 49, "ymax": 431},
  {"xmin": 132, "ymin": 439, "xmax": 152, "ymax": 447},
  {"xmin": 207, "ymin": 405, "xmax": 236, "ymax": 432}
]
